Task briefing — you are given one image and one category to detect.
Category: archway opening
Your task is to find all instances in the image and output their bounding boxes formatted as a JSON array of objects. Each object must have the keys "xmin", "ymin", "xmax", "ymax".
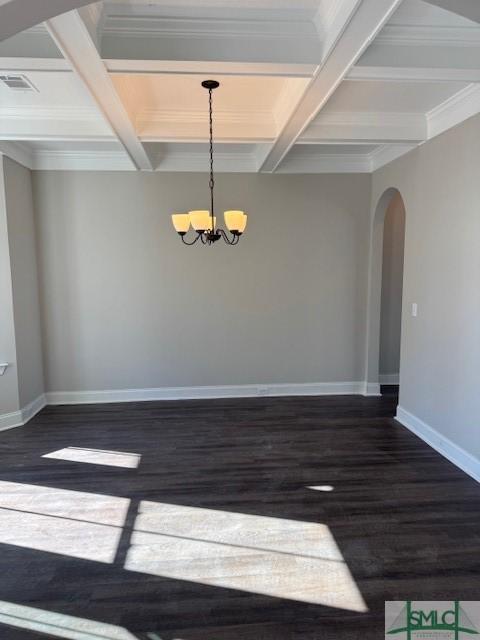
[
  {"xmin": 379, "ymin": 192, "xmax": 405, "ymax": 395},
  {"xmin": 365, "ymin": 188, "xmax": 406, "ymax": 399}
]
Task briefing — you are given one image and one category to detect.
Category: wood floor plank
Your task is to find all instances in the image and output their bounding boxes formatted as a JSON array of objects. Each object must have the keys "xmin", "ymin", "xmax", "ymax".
[{"xmin": 0, "ymin": 394, "xmax": 478, "ymax": 639}]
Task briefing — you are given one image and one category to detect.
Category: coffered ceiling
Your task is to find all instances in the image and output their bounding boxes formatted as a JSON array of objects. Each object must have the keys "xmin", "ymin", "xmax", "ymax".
[{"xmin": 0, "ymin": 0, "xmax": 479, "ymax": 172}]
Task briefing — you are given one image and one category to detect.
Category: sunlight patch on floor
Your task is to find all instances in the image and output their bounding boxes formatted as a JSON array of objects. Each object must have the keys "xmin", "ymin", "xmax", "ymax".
[
  {"xmin": 0, "ymin": 601, "xmax": 137, "ymax": 640},
  {"xmin": 125, "ymin": 502, "xmax": 367, "ymax": 612},
  {"xmin": 0, "ymin": 481, "xmax": 129, "ymax": 563},
  {"xmin": 307, "ymin": 485, "xmax": 334, "ymax": 492},
  {"xmin": 43, "ymin": 447, "xmax": 141, "ymax": 469}
]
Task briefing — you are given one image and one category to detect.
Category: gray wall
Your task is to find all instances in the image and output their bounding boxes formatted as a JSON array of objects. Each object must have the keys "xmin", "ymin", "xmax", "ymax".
[
  {"xmin": 33, "ymin": 172, "xmax": 371, "ymax": 392},
  {"xmin": 0, "ymin": 157, "xmax": 19, "ymax": 416},
  {"xmin": 4, "ymin": 157, "xmax": 44, "ymax": 407},
  {"xmin": 379, "ymin": 191, "xmax": 405, "ymax": 377},
  {"xmin": 372, "ymin": 112, "xmax": 480, "ymax": 457}
]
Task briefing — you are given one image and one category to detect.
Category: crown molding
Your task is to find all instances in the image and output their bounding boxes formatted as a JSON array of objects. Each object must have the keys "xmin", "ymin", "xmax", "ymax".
[
  {"xmin": 104, "ymin": 59, "xmax": 317, "ymax": 78},
  {"xmin": 0, "ymin": 106, "xmax": 100, "ymax": 122},
  {"xmin": 102, "ymin": 16, "xmax": 318, "ymax": 41},
  {"xmin": 155, "ymin": 151, "xmax": 257, "ymax": 172},
  {"xmin": 311, "ymin": 111, "xmax": 423, "ymax": 127},
  {"xmin": 31, "ymin": 149, "xmax": 134, "ymax": 171},
  {"xmin": 277, "ymin": 151, "xmax": 371, "ymax": 173},
  {"xmin": 301, "ymin": 111, "xmax": 427, "ymax": 143},
  {"xmin": 0, "ymin": 141, "xmax": 420, "ymax": 174},
  {"xmin": 427, "ymin": 83, "xmax": 480, "ymax": 138},
  {"xmin": 368, "ymin": 143, "xmax": 417, "ymax": 171},
  {"xmin": 376, "ymin": 24, "xmax": 480, "ymax": 47},
  {"xmin": 348, "ymin": 64, "xmax": 480, "ymax": 83},
  {"xmin": 137, "ymin": 108, "xmax": 272, "ymax": 127}
]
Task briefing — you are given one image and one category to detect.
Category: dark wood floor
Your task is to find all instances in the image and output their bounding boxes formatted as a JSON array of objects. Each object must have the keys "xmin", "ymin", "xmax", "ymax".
[{"xmin": 0, "ymin": 393, "xmax": 479, "ymax": 639}]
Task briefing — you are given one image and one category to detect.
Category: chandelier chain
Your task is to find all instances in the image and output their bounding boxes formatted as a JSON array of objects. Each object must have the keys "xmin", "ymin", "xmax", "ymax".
[{"xmin": 208, "ymin": 87, "xmax": 215, "ymax": 230}]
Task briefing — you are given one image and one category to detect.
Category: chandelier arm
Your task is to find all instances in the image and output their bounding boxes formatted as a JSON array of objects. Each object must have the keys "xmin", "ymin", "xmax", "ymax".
[
  {"xmin": 181, "ymin": 232, "xmax": 202, "ymax": 246},
  {"xmin": 218, "ymin": 228, "xmax": 238, "ymax": 245}
]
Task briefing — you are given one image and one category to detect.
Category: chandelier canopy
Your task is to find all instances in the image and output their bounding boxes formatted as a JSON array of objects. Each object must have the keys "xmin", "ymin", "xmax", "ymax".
[{"xmin": 171, "ymin": 80, "xmax": 247, "ymax": 245}]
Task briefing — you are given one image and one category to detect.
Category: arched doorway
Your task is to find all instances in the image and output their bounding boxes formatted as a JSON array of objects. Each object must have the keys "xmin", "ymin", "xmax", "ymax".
[{"xmin": 365, "ymin": 188, "xmax": 406, "ymax": 396}]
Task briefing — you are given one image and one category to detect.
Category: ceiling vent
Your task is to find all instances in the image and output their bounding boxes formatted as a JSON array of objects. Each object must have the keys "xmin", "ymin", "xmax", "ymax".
[{"xmin": 0, "ymin": 74, "xmax": 38, "ymax": 91}]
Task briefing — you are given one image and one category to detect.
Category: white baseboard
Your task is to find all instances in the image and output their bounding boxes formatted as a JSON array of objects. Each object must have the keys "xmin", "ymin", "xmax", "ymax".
[
  {"xmin": 379, "ymin": 373, "xmax": 399, "ymax": 385},
  {"xmin": 0, "ymin": 394, "xmax": 46, "ymax": 432},
  {"xmin": 46, "ymin": 381, "xmax": 369, "ymax": 405},
  {"xmin": 362, "ymin": 382, "xmax": 381, "ymax": 396},
  {"xmin": 22, "ymin": 394, "xmax": 47, "ymax": 423},
  {"xmin": 0, "ymin": 409, "xmax": 23, "ymax": 432},
  {"xmin": 396, "ymin": 406, "xmax": 480, "ymax": 483}
]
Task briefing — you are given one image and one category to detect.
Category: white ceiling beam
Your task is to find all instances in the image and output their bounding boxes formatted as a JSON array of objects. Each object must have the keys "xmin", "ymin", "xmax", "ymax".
[
  {"xmin": 104, "ymin": 59, "xmax": 317, "ymax": 79},
  {"xmin": 423, "ymin": 1, "xmax": 480, "ymax": 24},
  {"xmin": 45, "ymin": 10, "xmax": 152, "ymax": 171},
  {"xmin": 259, "ymin": 0, "xmax": 404, "ymax": 173},
  {"xmin": 348, "ymin": 65, "xmax": 480, "ymax": 83},
  {"xmin": 427, "ymin": 83, "xmax": 480, "ymax": 138},
  {"xmin": 0, "ymin": 0, "xmax": 92, "ymax": 41}
]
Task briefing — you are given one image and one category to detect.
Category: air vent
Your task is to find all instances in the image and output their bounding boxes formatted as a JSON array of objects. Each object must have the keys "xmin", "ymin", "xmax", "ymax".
[{"xmin": 0, "ymin": 74, "xmax": 38, "ymax": 91}]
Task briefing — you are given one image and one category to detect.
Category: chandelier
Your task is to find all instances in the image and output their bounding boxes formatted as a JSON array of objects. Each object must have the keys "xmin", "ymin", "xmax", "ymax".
[{"xmin": 171, "ymin": 80, "xmax": 247, "ymax": 245}]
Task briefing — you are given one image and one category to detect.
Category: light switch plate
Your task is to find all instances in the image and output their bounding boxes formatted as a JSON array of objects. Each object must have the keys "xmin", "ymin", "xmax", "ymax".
[
  {"xmin": 0, "ymin": 363, "xmax": 8, "ymax": 376},
  {"xmin": 411, "ymin": 303, "xmax": 418, "ymax": 317}
]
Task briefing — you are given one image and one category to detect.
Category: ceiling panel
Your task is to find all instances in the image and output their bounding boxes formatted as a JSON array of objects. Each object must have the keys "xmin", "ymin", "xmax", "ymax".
[
  {"xmin": 0, "ymin": 25, "xmax": 61, "ymax": 59},
  {"xmin": 112, "ymin": 74, "xmax": 289, "ymax": 116},
  {"xmin": 319, "ymin": 79, "xmax": 470, "ymax": 114},
  {"xmin": 0, "ymin": 70, "xmax": 101, "ymax": 111},
  {"xmin": 112, "ymin": 73, "xmax": 307, "ymax": 141},
  {"xmin": 388, "ymin": 0, "xmax": 478, "ymax": 27}
]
